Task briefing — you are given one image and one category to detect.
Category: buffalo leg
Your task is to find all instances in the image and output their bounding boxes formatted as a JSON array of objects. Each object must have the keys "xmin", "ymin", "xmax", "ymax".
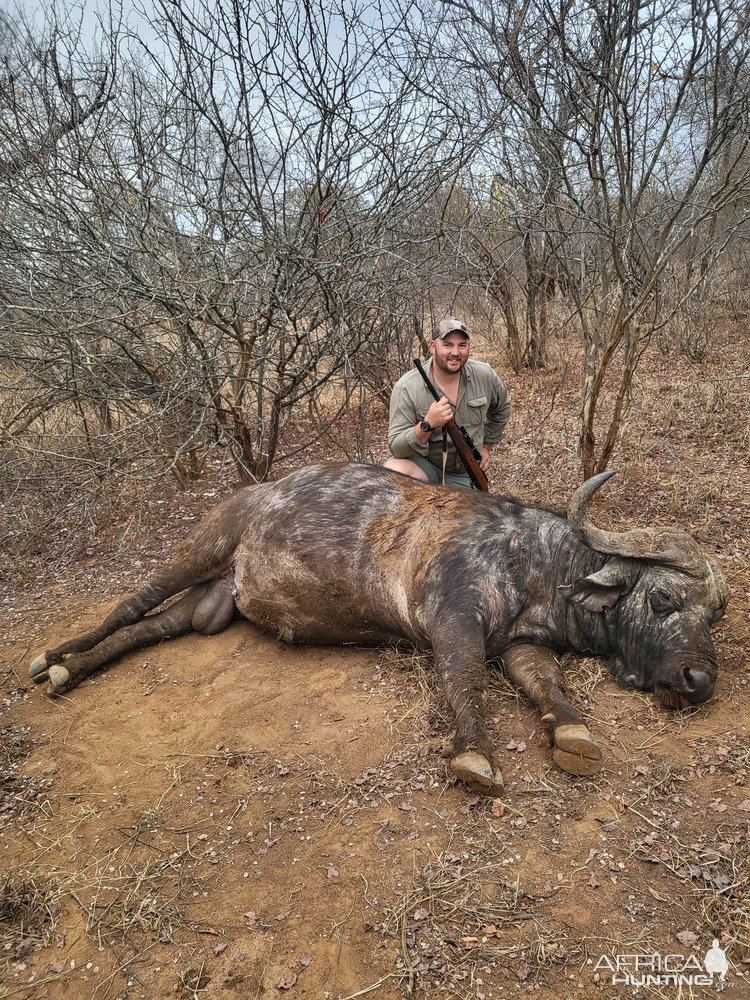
[
  {"xmin": 30, "ymin": 568, "xmax": 213, "ymax": 673},
  {"xmin": 32, "ymin": 582, "xmax": 234, "ymax": 696},
  {"xmin": 501, "ymin": 644, "xmax": 602, "ymax": 776},
  {"xmin": 431, "ymin": 631, "xmax": 504, "ymax": 795},
  {"xmin": 29, "ymin": 491, "xmax": 250, "ymax": 675}
]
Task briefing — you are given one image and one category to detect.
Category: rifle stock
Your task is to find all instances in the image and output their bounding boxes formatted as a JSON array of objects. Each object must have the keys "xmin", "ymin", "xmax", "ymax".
[
  {"xmin": 412, "ymin": 358, "xmax": 490, "ymax": 492},
  {"xmin": 443, "ymin": 420, "xmax": 489, "ymax": 492}
]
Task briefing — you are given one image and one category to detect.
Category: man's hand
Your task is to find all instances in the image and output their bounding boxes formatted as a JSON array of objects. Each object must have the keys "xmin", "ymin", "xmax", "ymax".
[
  {"xmin": 425, "ymin": 396, "xmax": 453, "ymax": 429},
  {"xmin": 480, "ymin": 444, "xmax": 492, "ymax": 471}
]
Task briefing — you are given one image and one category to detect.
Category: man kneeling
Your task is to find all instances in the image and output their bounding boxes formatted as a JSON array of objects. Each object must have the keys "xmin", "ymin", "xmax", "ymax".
[{"xmin": 384, "ymin": 317, "xmax": 511, "ymax": 488}]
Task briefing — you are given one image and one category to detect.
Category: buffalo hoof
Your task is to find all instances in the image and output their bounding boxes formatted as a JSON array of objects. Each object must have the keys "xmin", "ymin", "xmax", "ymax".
[
  {"xmin": 46, "ymin": 665, "xmax": 71, "ymax": 696},
  {"xmin": 552, "ymin": 724, "xmax": 602, "ymax": 776},
  {"xmin": 451, "ymin": 751, "xmax": 504, "ymax": 795},
  {"xmin": 29, "ymin": 653, "xmax": 49, "ymax": 683}
]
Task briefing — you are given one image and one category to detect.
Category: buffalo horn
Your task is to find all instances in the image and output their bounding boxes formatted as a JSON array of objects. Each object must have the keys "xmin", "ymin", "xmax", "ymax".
[{"xmin": 567, "ymin": 471, "xmax": 707, "ymax": 577}]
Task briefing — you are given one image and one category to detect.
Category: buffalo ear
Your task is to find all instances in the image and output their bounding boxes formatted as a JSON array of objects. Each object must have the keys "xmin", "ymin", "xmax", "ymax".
[{"xmin": 559, "ymin": 563, "xmax": 633, "ymax": 613}]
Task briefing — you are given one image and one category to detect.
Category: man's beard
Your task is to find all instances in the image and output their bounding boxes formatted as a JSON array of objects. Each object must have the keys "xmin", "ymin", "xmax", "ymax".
[{"xmin": 433, "ymin": 354, "xmax": 466, "ymax": 375}]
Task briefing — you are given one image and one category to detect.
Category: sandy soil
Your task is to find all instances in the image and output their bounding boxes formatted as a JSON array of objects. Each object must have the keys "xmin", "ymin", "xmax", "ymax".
[{"xmin": 1, "ymin": 340, "xmax": 749, "ymax": 1000}]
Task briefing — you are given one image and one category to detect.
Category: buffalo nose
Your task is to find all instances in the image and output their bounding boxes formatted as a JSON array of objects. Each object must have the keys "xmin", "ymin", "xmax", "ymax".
[{"xmin": 682, "ymin": 667, "xmax": 714, "ymax": 702}]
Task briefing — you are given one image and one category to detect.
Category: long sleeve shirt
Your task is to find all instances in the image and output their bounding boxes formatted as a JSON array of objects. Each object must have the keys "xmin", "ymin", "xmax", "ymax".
[{"xmin": 387, "ymin": 358, "xmax": 511, "ymax": 474}]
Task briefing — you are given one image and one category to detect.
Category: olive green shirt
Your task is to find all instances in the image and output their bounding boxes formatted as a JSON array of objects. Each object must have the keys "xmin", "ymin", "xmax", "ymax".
[{"xmin": 388, "ymin": 359, "xmax": 511, "ymax": 474}]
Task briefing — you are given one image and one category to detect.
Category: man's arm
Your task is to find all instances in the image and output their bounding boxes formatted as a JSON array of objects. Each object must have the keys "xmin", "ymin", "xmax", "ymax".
[
  {"xmin": 483, "ymin": 372, "xmax": 512, "ymax": 446},
  {"xmin": 389, "ymin": 379, "xmax": 455, "ymax": 458},
  {"xmin": 387, "ymin": 379, "xmax": 430, "ymax": 458}
]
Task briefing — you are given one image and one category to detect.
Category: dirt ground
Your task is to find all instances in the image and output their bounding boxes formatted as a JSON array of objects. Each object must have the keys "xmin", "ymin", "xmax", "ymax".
[{"xmin": 1, "ymin": 336, "xmax": 749, "ymax": 1000}]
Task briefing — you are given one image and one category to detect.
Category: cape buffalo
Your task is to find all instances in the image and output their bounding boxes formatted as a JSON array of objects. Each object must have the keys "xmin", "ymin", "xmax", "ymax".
[{"xmin": 30, "ymin": 463, "xmax": 728, "ymax": 795}]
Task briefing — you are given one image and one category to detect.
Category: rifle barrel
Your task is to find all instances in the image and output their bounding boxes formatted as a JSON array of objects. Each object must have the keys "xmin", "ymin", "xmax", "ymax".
[
  {"xmin": 413, "ymin": 358, "xmax": 442, "ymax": 402},
  {"xmin": 411, "ymin": 358, "xmax": 489, "ymax": 492}
]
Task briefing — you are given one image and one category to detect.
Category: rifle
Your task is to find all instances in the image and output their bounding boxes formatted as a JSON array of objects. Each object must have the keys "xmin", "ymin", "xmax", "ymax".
[{"xmin": 413, "ymin": 358, "xmax": 490, "ymax": 492}]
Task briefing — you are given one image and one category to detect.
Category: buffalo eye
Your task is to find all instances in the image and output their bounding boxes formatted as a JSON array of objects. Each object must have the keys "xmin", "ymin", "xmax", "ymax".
[
  {"xmin": 649, "ymin": 589, "xmax": 680, "ymax": 615},
  {"xmin": 710, "ymin": 598, "xmax": 728, "ymax": 624}
]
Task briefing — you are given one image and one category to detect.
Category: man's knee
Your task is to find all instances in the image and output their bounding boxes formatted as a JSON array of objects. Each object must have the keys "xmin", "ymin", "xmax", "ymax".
[{"xmin": 383, "ymin": 458, "xmax": 430, "ymax": 482}]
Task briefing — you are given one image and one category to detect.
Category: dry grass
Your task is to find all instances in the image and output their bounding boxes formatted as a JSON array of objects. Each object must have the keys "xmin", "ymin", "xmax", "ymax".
[
  {"xmin": 690, "ymin": 734, "xmax": 750, "ymax": 784},
  {"xmin": 0, "ymin": 758, "xmax": 225, "ymax": 993},
  {"xmin": 559, "ymin": 655, "xmax": 607, "ymax": 706},
  {"xmin": 0, "ymin": 839, "xmax": 215, "ymax": 966},
  {"xmin": 370, "ymin": 625, "xmax": 750, "ymax": 992},
  {"xmin": 0, "ymin": 726, "xmax": 51, "ymax": 829},
  {"xmin": 626, "ymin": 815, "xmax": 749, "ymax": 954},
  {"xmin": 0, "ymin": 868, "xmax": 63, "ymax": 962},
  {"xmin": 380, "ymin": 852, "xmax": 563, "ymax": 996},
  {"xmin": 69, "ymin": 854, "xmax": 203, "ymax": 948}
]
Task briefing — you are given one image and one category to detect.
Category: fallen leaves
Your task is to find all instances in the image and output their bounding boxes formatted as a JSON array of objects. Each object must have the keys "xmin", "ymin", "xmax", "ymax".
[
  {"xmin": 675, "ymin": 929, "xmax": 700, "ymax": 948},
  {"xmin": 257, "ymin": 836, "xmax": 281, "ymax": 855},
  {"xmin": 276, "ymin": 955, "xmax": 312, "ymax": 990},
  {"xmin": 459, "ymin": 796, "xmax": 481, "ymax": 815}
]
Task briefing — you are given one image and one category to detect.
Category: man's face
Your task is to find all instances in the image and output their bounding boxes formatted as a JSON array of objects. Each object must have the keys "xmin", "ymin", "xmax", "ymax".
[{"xmin": 430, "ymin": 331, "xmax": 470, "ymax": 375}]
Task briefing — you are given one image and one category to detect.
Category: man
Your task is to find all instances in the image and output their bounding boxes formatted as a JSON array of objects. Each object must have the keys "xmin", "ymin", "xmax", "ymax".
[{"xmin": 384, "ymin": 317, "xmax": 511, "ymax": 489}]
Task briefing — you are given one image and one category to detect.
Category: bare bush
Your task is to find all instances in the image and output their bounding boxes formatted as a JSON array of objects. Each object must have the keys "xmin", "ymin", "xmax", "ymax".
[
  {"xmin": 0, "ymin": 0, "xmax": 475, "ymax": 562},
  {"xmin": 401, "ymin": 0, "xmax": 750, "ymax": 474}
]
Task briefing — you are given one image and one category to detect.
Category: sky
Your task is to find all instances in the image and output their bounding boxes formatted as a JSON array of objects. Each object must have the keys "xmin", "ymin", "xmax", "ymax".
[{"xmin": 11, "ymin": 0, "xmax": 159, "ymax": 45}]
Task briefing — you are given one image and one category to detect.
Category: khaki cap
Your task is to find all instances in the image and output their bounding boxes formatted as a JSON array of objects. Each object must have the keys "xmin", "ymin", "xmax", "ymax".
[{"xmin": 432, "ymin": 317, "xmax": 469, "ymax": 340}]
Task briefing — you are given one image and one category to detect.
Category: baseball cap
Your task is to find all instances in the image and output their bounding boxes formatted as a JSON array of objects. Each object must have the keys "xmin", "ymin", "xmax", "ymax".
[{"xmin": 432, "ymin": 317, "xmax": 469, "ymax": 340}]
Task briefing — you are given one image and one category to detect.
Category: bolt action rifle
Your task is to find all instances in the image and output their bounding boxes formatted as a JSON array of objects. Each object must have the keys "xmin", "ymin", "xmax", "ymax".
[{"xmin": 413, "ymin": 358, "xmax": 489, "ymax": 492}]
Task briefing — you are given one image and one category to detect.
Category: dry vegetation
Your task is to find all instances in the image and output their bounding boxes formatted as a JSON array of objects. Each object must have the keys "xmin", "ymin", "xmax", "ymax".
[
  {"xmin": 2, "ymin": 2, "xmax": 749, "ymax": 995},
  {"xmin": 1, "ymin": 317, "xmax": 748, "ymax": 1000}
]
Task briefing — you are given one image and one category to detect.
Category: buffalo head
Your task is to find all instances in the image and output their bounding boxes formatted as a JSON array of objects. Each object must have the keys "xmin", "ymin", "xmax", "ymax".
[{"xmin": 561, "ymin": 471, "xmax": 728, "ymax": 708}]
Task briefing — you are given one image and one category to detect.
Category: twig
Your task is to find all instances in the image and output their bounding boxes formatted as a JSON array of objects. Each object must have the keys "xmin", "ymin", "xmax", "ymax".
[
  {"xmin": 339, "ymin": 971, "xmax": 413, "ymax": 1000},
  {"xmin": 70, "ymin": 889, "xmax": 96, "ymax": 921},
  {"xmin": 1, "ymin": 966, "xmax": 76, "ymax": 997},
  {"xmin": 399, "ymin": 909, "xmax": 417, "ymax": 995},
  {"xmin": 625, "ymin": 804, "xmax": 663, "ymax": 830},
  {"xmin": 92, "ymin": 941, "xmax": 158, "ymax": 999}
]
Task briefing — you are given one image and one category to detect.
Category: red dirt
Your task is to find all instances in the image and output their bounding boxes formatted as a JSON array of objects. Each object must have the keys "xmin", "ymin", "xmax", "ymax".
[{"xmin": 1, "ymin": 336, "xmax": 748, "ymax": 1000}]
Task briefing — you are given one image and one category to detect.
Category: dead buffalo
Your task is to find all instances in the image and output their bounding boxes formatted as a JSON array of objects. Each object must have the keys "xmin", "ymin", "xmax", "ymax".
[{"xmin": 30, "ymin": 463, "xmax": 728, "ymax": 795}]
